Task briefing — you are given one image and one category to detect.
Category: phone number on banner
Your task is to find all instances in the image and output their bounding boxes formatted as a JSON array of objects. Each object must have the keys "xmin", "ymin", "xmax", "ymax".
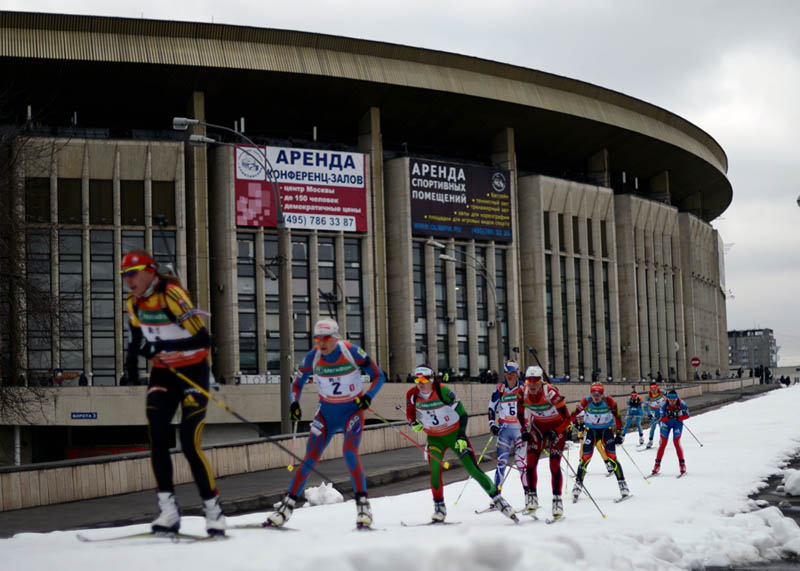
[{"xmin": 284, "ymin": 214, "xmax": 357, "ymax": 231}]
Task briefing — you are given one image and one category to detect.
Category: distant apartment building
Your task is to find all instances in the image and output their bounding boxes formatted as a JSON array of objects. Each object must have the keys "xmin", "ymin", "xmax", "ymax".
[{"xmin": 728, "ymin": 329, "xmax": 778, "ymax": 369}]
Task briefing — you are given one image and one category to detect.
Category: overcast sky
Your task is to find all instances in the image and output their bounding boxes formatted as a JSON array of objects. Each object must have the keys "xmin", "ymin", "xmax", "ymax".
[{"xmin": 4, "ymin": 0, "xmax": 799, "ymax": 366}]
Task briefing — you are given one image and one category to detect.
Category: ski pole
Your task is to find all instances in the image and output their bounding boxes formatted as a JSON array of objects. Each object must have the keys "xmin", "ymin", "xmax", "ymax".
[
  {"xmin": 154, "ymin": 356, "xmax": 340, "ymax": 488},
  {"xmin": 683, "ymin": 424, "xmax": 704, "ymax": 447},
  {"xmin": 454, "ymin": 435, "xmax": 494, "ymax": 505},
  {"xmin": 366, "ymin": 408, "xmax": 450, "ymax": 469},
  {"xmin": 561, "ymin": 454, "xmax": 607, "ymax": 519},
  {"xmin": 618, "ymin": 444, "xmax": 651, "ymax": 484},
  {"xmin": 287, "ymin": 420, "xmax": 298, "ymax": 472}
]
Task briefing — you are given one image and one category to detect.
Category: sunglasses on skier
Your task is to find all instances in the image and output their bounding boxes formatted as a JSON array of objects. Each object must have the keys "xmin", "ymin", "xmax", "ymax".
[
  {"xmin": 120, "ymin": 264, "xmax": 149, "ymax": 278},
  {"xmin": 414, "ymin": 374, "xmax": 432, "ymax": 384},
  {"xmin": 591, "ymin": 391, "xmax": 603, "ymax": 397},
  {"xmin": 314, "ymin": 335, "xmax": 334, "ymax": 343}
]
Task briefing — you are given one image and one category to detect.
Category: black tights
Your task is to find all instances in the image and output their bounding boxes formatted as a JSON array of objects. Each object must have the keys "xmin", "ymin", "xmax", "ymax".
[{"xmin": 146, "ymin": 361, "xmax": 217, "ymax": 500}]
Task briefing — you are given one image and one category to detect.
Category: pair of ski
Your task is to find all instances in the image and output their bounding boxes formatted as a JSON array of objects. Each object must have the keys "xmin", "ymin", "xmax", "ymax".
[
  {"xmin": 76, "ymin": 530, "xmax": 229, "ymax": 543},
  {"xmin": 644, "ymin": 471, "xmax": 687, "ymax": 480},
  {"xmin": 476, "ymin": 505, "xmax": 562, "ymax": 524}
]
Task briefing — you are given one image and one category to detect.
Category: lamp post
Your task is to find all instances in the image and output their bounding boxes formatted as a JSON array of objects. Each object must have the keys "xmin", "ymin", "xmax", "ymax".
[
  {"xmin": 173, "ymin": 117, "xmax": 293, "ymax": 433},
  {"xmin": 438, "ymin": 252, "xmax": 504, "ymax": 373}
]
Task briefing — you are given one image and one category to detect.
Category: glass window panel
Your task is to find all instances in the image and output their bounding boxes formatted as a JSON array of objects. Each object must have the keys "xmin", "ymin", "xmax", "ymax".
[
  {"xmin": 121, "ymin": 180, "xmax": 145, "ymax": 225},
  {"xmin": 58, "ymin": 178, "xmax": 82, "ymax": 224},
  {"xmin": 89, "ymin": 179, "xmax": 113, "ymax": 224},
  {"xmin": 26, "ymin": 178, "xmax": 50, "ymax": 223}
]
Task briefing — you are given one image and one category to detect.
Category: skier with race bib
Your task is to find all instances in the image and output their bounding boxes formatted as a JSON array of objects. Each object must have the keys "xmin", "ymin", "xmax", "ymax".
[
  {"xmin": 487, "ymin": 360, "xmax": 527, "ymax": 497},
  {"xmin": 651, "ymin": 389, "xmax": 690, "ymax": 476},
  {"xmin": 570, "ymin": 383, "xmax": 630, "ymax": 502},
  {"xmin": 267, "ymin": 318, "xmax": 385, "ymax": 529},
  {"xmin": 622, "ymin": 390, "xmax": 645, "ymax": 446},
  {"xmin": 517, "ymin": 365, "xmax": 570, "ymax": 520},
  {"xmin": 406, "ymin": 365, "xmax": 518, "ymax": 524},
  {"xmin": 645, "ymin": 382, "xmax": 666, "ymax": 448}
]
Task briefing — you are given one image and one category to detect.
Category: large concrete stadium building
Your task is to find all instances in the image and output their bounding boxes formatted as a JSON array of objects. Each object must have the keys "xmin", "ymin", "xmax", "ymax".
[{"xmin": 0, "ymin": 12, "xmax": 730, "ymax": 462}]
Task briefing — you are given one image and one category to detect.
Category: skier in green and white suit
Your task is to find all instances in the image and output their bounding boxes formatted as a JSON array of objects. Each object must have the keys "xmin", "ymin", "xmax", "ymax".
[{"xmin": 405, "ymin": 365, "xmax": 519, "ymax": 524}]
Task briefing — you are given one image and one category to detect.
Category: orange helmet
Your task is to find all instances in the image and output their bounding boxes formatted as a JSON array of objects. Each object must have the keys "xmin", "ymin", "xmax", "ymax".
[{"xmin": 120, "ymin": 251, "xmax": 157, "ymax": 275}]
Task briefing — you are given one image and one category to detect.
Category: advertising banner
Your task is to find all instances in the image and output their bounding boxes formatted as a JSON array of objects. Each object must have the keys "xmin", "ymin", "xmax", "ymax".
[
  {"xmin": 409, "ymin": 158, "xmax": 512, "ymax": 242},
  {"xmin": 235, "ymin": 145, "xmax": 368, "ymax": 232}
]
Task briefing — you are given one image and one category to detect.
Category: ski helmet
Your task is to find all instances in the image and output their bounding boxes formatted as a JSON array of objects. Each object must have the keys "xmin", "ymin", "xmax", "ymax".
[
  {"xmin": 590, "ymin": 383, "xmax": 604, "ymax": 395},
  {"xmin": 504, "ymin": 360, "xmax": 520, "ymax": 374},
  {"xmin": 313, "ymin": 318, "xmax": 340, "ymax": 338},
  {"xmin": 524, "ymin": 365, "xmax": 543, "ymax": 380},
  {"xmin": 120, "ymin": 251, "xmax": 157, "ymax": 276},
  {"xmin": 414, "ymin": 365, "xmax": 435, "ymax": 384},
  {"xmin": 666, "ymin": 389, "xmax": 678, "ymax": 400}
]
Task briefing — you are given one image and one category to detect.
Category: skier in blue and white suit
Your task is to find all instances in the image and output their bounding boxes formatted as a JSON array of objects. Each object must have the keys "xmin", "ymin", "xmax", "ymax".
[{"xmin": 488, "ymin": 360, "xmax": 527, "ymax": 493}]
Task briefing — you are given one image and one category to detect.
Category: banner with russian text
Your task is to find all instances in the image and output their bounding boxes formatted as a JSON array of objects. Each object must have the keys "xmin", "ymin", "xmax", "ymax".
[
  {"xmin": 235, "ymin": 145, "xmax": 368, "ymax": 232},
  {"xmin": 409, "ymin": 158, "xmax": 512, "ymax": 242}
]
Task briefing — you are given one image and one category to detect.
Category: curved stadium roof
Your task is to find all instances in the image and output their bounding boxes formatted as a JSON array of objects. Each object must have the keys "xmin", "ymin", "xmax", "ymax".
[{"xmin": 0, "ymin": 10, "xmax": 731, "ymax": 221}]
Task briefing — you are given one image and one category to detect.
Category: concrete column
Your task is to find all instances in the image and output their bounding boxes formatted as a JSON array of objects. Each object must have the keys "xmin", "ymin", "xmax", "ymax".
[
  {"xmin": 113, "ymin": 149, "xmax": 122, "ymax": 383},
  {"xmin": 81, "ymin": 144, "xmax": 91, "ymax": 379},
  {"xmin": 606, "ymin": 218, "xmax": 623, "ymax": 382},
  {"xmin": 645, "ymin": 229, "xmax": 659, "ymax": 378},
  {"xmin": 335, "ymin": 234, "xmax": 346, "ymax": 335},
  {"xmin": 587, "ymin": 148, "xmax": 610, "ymax": 187},
  {"xmin": 184, "ymin": 91, "xmax": 211, "ymax": 324},
  {"xmin": 466, "ymin": 241, "xmax": 478, "ymax": 375},
  {"xmin": 679, "ymin": 214, "xmax": 696, "ymax": 380},
  {"xmin": 486, "ymin": 242, "xmax": 500, "ymax": 373},
  {"xmin": 635, "ymin": 228, "xmax": 649, "ymax": 379},
  {"xmin": 613, "ymin": 196, "xmax": 639, "ymax": 381},
  {"xmin": 207, "ymin": 146, "xmax": 239, "ymax": 382},
  {"xmin": 383, "ymin": 158, "xmax": 415, "ymax": 379},
  {"xmin": 550, "ymin": 212, "xmax": 564, "ymax": 376},
  {"xmin": 654, "ymin": 227, "xmax": 668, "ymax": 378},
  {"xmin": 425, "ymin": 242, "xmax": 438, "ymax": 368},
  {"xmin": 358, "ymin": 107, "xmax": 386, "ymax": 363},
  {"xmin": 308, "ymin": 231, "xmax": 320, "ymax": 325},
  {"xmin": 563, "ymin": 214, "xmax": 578, "ymax": 380},
  {"xmin": 672, "ymin": 231, "xmax": 687, "ymax": 380},
  {"xmin": 492, "ymin": 128, "xmax": 520, "ymax": 356},
  {"xmin": 517, "ymin": 175, "xmax": 547, "ymax": 373},
  {"xmin": 663, "ymin": 229, "xmax": 677, "ymax": 380},
  {"xmin": 174, "ymin": 145, "xmax": 188, "ymax": 279},
  {"xmin": 578, "ymin": 216, "xmax": 592, "ymax": 382},
  {"xmin": 255, "ymin": 228, "xmax": 267, "ymax": 373},
  {"xmin": 446, "ymin": 239, "xmax": 459, "ymax": 374},
  {"xmin": 649, "ymin": 170, "xmax": 671, "ymax": 205},
  {"xmin": 50, "ymin": 148, "xmax": 60, "ymax": 370}
]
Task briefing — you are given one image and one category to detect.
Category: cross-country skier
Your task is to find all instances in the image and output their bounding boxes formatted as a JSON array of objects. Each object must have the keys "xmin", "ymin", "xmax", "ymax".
[
  {"xmin": 570, "ymin": 383, "xmax": 630, "ymax": 501},
  {"xmin": 121, "ymin": 249, "xmax": 225, "ymax": 536},
  {"xmin": 488, "ymin": 360, "xmax": 527, "ymax": 495},
  {"xmin": 645, "ymin": 383, "xmax": 666, "ymax": 448},
  {"xmin": 651, "ymin": 389, "xmax": 690, "ymax": 476},
  {"xmin": 573, "ymin": 409, "xmax": 615, "ymax": 476},
  {"xmin": 407, "ymin": 365, "xmax": 518, "ymax": 523},
  {"xmin": 267, "ymin": 318, "xmax": 385, "ymax": 529},
  {"xmin": 517, "ymin": 365, "xmax": 570, "ymax": 520},
  {"xmin": 623, "ymin": 391, "xmax": 645, "ymax": 446}
]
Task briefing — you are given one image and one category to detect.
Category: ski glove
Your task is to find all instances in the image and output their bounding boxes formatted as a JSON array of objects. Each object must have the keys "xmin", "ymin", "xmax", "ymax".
[
  {"xmin": 490, "ymin": 425, "xmax": 500, "ymax": 436},
  {"xmin": 614, "ymin": 431, "xmax": 624, "ymax": 445},
  {"xmin": 544, "ymin": 430, "xmax": 558, "ymax": 442},
  {"xmin": 289, "ymin": 402, "xmax": 302, "ymax": 421},
  {"xmin": 355, "ymin": 395, "xmax": 371, "ymax": 410},
  {"xmin": 454, "ymin": 437, "xmax": 468, "ymax": 454},
  {"xmin": 139, "ymin": 340, "xmax": 168, "ymax": 359},
  {"xmin": 565, "ymin": 426, "xmax": 573, "ymax": 441},
  {"xmin": 520, "ymin": 430, "xmax": 531, "ymax": 442},
  {"xmin": 410, "ymin": 421, "xmax": 424, "ymax": 432}
]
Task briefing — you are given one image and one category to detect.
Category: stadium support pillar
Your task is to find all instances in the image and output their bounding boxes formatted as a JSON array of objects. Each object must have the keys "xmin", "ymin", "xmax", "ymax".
[{"xmin": 587, "ymin": 149, "xmax": 610, "ymax": 187}]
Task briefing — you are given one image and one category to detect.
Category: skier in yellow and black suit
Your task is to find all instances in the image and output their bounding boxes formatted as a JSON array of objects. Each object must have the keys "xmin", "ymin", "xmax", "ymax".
[{"xmin": 121, "ymin": 249, "xmax": 225, "ymax": 536}]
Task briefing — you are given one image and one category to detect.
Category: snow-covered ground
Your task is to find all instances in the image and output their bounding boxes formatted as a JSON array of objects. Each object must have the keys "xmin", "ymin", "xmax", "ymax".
[{"xmin": 5, "ymin": 386, "xmax": 800, "ymax": 571}]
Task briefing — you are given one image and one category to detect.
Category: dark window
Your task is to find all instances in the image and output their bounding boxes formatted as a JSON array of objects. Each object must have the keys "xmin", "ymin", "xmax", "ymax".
[
  {"xmin": 237, "ymin": 233, "xmax": 257, "ymax": 373},
  {"xmin": 91, "ymin": 230, "xmax": 116, "ymax": 385},
  {"xmin": 344, "ymin": 238, "xmax": 363, "ymax": 348},
  {"xmin": 58, "ymin": 178, "xmax": 82, "ymax": 224},
  {"xmin": 558, "ymin": 213, "xmax": 565, "ymax": 253},
  {"xmin": 89, "ymin": 180, "xmax": 113, "ymax": 225},
  {"xmin": 587, "ymin": 219, "xmax": 594, "ymax": 256},
  {"xmin": 413, "ymin": 241, "xmax": 427, "ymax": 366},
  {"xmin": 120, "ymin": 180, "xmax": 144, "ymax": 225},
  {"xmin": 543, "ymin": 212, "xmax": 551, "ymax": 251},
  {"xmin": 25, "ymin": 178, "xmax": 50, "ymax": 223},
  {"xmin": 152, "ymin": 181, "xmax": 175, "ymax": 225},
  {"xmin": 572, "ymin": 217, "xmax": 580, "ymax": 254}
]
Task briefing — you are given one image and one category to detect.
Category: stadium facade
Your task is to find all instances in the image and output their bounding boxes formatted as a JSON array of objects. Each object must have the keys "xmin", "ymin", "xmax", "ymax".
[{"xmin": 0, "ymin": 12, "xmax": 730, "ymax": 460}]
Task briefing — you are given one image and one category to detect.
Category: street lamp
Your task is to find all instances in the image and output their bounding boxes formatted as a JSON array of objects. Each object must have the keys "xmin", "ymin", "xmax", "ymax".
[
  {"xmin": 439, "ymin": 252, "xmax": 504, "ymax": 373},
  {"xmin": 174, "ymin": 117, "xmax": 293, "ymax": 433}
]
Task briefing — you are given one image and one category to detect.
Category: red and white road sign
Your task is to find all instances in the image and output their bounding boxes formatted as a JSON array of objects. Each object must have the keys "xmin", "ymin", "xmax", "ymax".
[{"xmin": 690, "ymin": 357, "xmax": 701, "ymax": 367}]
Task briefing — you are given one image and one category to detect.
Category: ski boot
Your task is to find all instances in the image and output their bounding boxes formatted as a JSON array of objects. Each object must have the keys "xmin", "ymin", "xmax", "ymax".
[
  {"xmin": 651, "ymin": 460, "xmax": 661, "ymax": 476},
  {"xmin": 571, "ymin": 482, "xmax": 582, "ymax": 502},
  {"xmin": 639, "ymin": 435, "xmax": 644, "ymax": 446},
  {"xmin": 646, "ymin": 439, "xmax": 653, "ymax": 449},
  {"xmin": 203, "ymin": 494, "xmax": 226, "ymax": 536},
  {"xmin": 552, "ymin": 495, "xmax": 564, "ymax": 519},
  {"xmin": 679, "ymin": 460, "xmax": 686, "ymax": 475},
  {"xmin": 605, "ymin": 459, "xmax": 616, "ymax": 478},
  {"xmin": 266, "ymin": 495, "xmax": 296, "ymax": 527},
  {"xmin": 431, "ymin": 500, "xmax": 447, "ymax": 523},
  {"xmin": 355, "ymin": 495, "xmax": 373, "ymax": 529},
  {"xmin": 491, "ymin": 494, "xmax": 519, "ymax": 522},
  {"xmin": 152, "ymin": 491, "xmax": 180, "ymax": 533},
  {"xmin": 524, "ymin": 490, "xmax": 539, "ymax": 514},
  {"xmin": 618, "ymin": 480, "xmax": 630, "ymax": 498}
]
